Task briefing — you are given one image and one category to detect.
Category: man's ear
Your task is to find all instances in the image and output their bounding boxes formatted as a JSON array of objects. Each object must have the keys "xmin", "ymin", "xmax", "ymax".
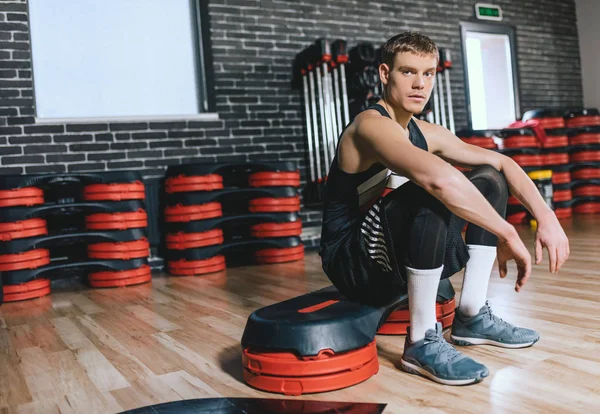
[{"xmin": 379, "ymin": 63, "xmax": 390, "ymax": 86}]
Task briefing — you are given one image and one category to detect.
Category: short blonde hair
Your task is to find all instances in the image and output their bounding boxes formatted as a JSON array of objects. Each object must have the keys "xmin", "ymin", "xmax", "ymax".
[{"xmin": 381, "ymin": 31, "xmax": 438, "ymax": 68}]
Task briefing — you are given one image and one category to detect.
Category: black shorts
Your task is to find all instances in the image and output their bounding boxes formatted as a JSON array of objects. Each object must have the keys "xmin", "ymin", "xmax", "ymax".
[{"xmin": 322, "ymin": 181, "xmax": 469, "ymax": 306}]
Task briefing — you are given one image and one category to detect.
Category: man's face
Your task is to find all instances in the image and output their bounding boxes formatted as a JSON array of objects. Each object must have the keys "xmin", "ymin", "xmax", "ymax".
[{"xmin": 380, "ymin": 51, "xmax": 438, "ymax": 114}]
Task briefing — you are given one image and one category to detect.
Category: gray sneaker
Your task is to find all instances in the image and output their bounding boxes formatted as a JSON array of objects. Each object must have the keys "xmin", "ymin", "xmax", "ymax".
[
  {"xmin": 451, "ymin": 301, "xmax": 540, "ymax": 348},
  {"xmin": 401, "ymin": 322, "xmax": 489, "ymax": 386}
]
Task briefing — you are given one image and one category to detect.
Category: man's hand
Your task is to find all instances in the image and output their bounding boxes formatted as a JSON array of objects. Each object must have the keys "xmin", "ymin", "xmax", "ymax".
[
  {"xmin": 535, "ymin": 212, "xmax": 570, "ymax": 273},
  {"xmin": 497, "ymin": 231, "xmax": 532, "ymax": 292}
]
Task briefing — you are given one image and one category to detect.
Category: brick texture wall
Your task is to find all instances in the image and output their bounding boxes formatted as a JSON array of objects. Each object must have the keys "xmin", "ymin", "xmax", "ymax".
[{"xmin": 0, "ymin": 0, "xmax": 584, "ymax": 240}]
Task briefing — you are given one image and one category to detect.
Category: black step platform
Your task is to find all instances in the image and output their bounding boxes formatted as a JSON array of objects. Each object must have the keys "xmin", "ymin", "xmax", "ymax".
[{"xmin": 0, "ymin": 201, "xmax": 145, "ymax": 223}]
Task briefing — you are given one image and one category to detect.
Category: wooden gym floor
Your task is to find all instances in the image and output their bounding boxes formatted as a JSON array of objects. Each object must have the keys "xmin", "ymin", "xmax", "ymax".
[{"xmin": 1, "ymin": 215, "xmax": 599, "ymax": 413}]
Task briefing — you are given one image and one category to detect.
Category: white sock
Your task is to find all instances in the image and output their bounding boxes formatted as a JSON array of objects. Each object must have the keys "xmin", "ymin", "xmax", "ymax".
[
  {"xmin": 458, "ymin": 244, "xmax": 497, "ymax": 317},
  {"xmin": 407, "ymin": 265, "xmax": 443, "ymax": 342}
]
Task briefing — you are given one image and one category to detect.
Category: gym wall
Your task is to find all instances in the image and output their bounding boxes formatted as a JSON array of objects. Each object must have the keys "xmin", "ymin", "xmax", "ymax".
[{"xmin": 0, "ymin": 0, "xmax": 584, "ymax": 239}]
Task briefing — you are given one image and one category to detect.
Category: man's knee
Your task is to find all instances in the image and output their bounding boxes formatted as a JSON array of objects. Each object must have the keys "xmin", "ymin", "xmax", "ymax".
[{"xmin": 468, "ymin": 164, "xmax": 509, "ymax": 200}]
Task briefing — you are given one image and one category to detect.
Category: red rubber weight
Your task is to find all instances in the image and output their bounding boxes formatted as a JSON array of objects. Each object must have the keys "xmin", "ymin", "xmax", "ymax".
[
  {"xmin": 0, "ymin": 248, "xmax": 49, "ymax": 265},
  {"xmin": 570, "ymin": 151, "xmax": 600, "ymax": 163},
  {"xmin": 89, "ymin": 272, "xmax": 152, "ymax": 288},
  {"xmin": 85, "ymin": 210, "xmax": 148, "ymax": 230},
  {"xmin": 3, "ymin": 279, "xmax": 51, "ymax": 302},
  {"xmin": 248, "ymin": 172, "xmax": 301, "ymax": 188},
  {"xmin": 555, "ymin": 207, "xmax": 573, "ymax": 219},
  {"xmin": 165, "ymin": 202, "xmax": 223, "ymax": 222},
  {"xmin": 165, "ymin": 174, "xmax": 224, "ymax": 193},
  {"xmin": 0, "ymin": 219, "xmax": 48, "ymax": 241},
  {"xmin": 385, "ymin": 297, "xmax": 456, "ymax": 322},
  {"xmin": 553, "ymin": 189, "xmax": 573, "ymax": 202},
  {"xmin": 166, "ymin": 229, "xmax": 224, "ymax": 249},
  {"xmin": 502, "ymin": 136, "xmax": 539, "ymax": 149},
  {"xmin": 168, "ymin": 255, "xmax": 227, "ymax": 276},
  {"xmin": 507, "ymin": 211, "xmax": 527, "ymax": 224},
  {"xmin": 574, "ymin": 202, "xmax": 600, "ymax": 214},
  {"xmin": 531, "ymin": 117, "xmax": 565, "ymax": 129},
  {"xmin": 0, "ymin": 187, "xmax": 43, "ymax": 200},
  {"xmin": 569, "ymin": 133, "xmax": 600, "ymax": 146},
  {"xmin": 552, "ymin": 171, "xmax": 572, "ymax": 184},
  {"xmin": 460, "ymin": 137, "xmax": 497, "ymax": 149},
  {"xmin": 508, "ymin": 195, "xmax": 521, "ymax": 206},
  {"xmin": 242, "ymin": 341, "xmax": 379, "ymax": 396},
  {"xmin": 254, "ymin": 245, "xmax": 305, "ymax": 264},
  {"xmin": 251, "ymin": 221, "xmax": 303, "ymax": 238},
  {"xmin": 377, "ymin": 311, "xmax": 455, "ymax": 335},
  {"xmin": 249, "ymin": 196, "xmax": 301, "ymax": 213},
  {"xmin": 573, "ymin": 186, "xmax": 600, "ymax": 197},
  {"xmin": 87, "ymin": 239, "xmax": 150, "ymax": 260},
  {"xmin": 567, "ymin": 116, "xmax": 600, "ymax": 128},
  {"xmin": 572, "ymin": 168, "xmax": 600, "ymax": 180},
  {"xmin": 570, "ymin": 150, "xmax": 600, "ymax": 163},
  {"xmin": 510, "ymin": 154, "xmax": 543, "ymax": 167},
  {"xmin": 543, "ymin": 135, "xmax": 569, "ymax": 148},
  {"xmin": 0, "ymin": 196, "xmax": 44, "ymax": 208},
  {"xmin": 543, "ymin": 153, "xmax": 569, "ymax": 166},
  {"xmin": 84, "ymin": 182, "xmax": 145, "ymax": 201},
  {"xmin": 89, "ymin": 265, "xmax": 151, "ymax": 281}
]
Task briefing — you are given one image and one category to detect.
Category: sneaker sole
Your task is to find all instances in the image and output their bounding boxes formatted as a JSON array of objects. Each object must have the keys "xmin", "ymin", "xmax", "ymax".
[
  {"xmin": 400, "ymin": 358, "xmax": 486, "ymax": 386},
  {"xmin": 450, "ymin": 335, "xmax": 539, "ymax": 349}
]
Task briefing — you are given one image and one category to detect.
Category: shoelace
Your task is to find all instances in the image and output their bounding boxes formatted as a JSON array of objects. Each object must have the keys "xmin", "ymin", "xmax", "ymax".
[
  {"xmin": 485, "ymin": 301, "xmax": 513, "ymax": 330},
  {"xmin": 425, "ymin": 332, "xmax": 464, "ymax": 363}
]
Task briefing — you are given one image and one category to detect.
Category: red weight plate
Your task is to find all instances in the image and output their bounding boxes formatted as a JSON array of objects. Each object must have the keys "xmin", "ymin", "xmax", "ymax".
[
  {"xmin": 574, "ymin": 202, "xmax": 600, "ymax": 214},
  {"xmin": 377, "ymin": 310, "xmax": 455, "ymax": 335},
  {"xmin": 249, "ymin": 179, "xmax": 302, "ymax": 188},
  {"xmin": 3, "ymin": 278, "xmax": 50, "ymax": 294},
  {"xmin": 386, "ymin": 298, "xmax": 456, "ymax": 322},
  {"xmin": 508, "ymin": 195, "xmax": 521, "ymax": 206},
  {"xmin": 168, "ymin": 255, "xmax": 227, "ymax": 276},
  {"xmin": 461, "ymin": 137, "xmax": 497, "ymax": 149},
  {"xmin": 573, "ymin": 186, "xmax": 600, "ymax": 197},
  {"xmin": 87, "ymin": 239, "xmax": 150, "ymax": 260},
  {"xmin": 165, "ymin": 174, "xmax": 223, "ymax": 193},
  {"xmin": 552, "ymin": 171, "xmax": 572, "ymax": 184},
  {"xmin": 503, "ymin": 136, "xmax": 539, "ymax": 149},
  {"xmin": 555, "ymin": 207, "xmax": 573, "ymax": 219},
  {"xmin": 567, "ymin": 116, "xmax": 600, "ymax": 128},
  {"xmin": 254, "ymin": 245, "xmax": 305, "ymax": 258},
  {"xmin": 249, "ymin": 172, "xmax": 301, "ymax": 188},
  {"xmin": 3, "ymin": 285, "xmax": 51, "ymax": 302},
  {"xmin": 249, "ymin": 197, "xmax": 301, "ymax": 213},
  {"xmin": 243, "ymin": 340, "xmax": 377, "ymax": 377},
  {"xmin": 85, "ymin": 210, "xmax": 147, "ymax": 230},
  {"xmin": 83, "ymin": 192, "xmax": 145, "ymax": 201},
  {"xmin": 531, "ymin": 117, "xmax": 565, "ymax": 129},
  {"xmin": 543, "ymin": 135, "xmax": 569, "ymax": 148},
  {"xmin": 255, "ymin": 251, "xmax": 305, "ymax": 264},
  {"xmin": 0, "ymin": 187, "xmax": 43, "ymax": 200},
  {"xmin": 166, "ymin": 229, "xmax": 224, "ymax": 249},
  {"xmin": 0, "ymin": 196, "xmax": 44, "ymax": 207},
  {"xmin": 570, "ymin": 151, "xmax": 600, "ymax": 163},
  {"xmin": 572, "ymin": 168, "xmax": 600, "ymax": 180},
  {"xmin": 569, "ymin": 133, "xmax": 600, "ymax": 146},
  {"xmin": 243, "ymin": 343, "xmax": 379, "ymax": 396},
  {"xmin": 553, "ymin": 189, "xmax": 573, "ymax": 202},
  {"xmin": 0, "ymin": 248, "xmax": 49, "ymax": 264},
  {"xmin": 0, "ymin": 220, "xmax": 48, "ymax": 241},
  {"xmin": 507, "ymin": 211, "xmax": 527, "ymax": 224},
  {"xmin": 510, "ymin": 154, "xmax": 543, "ymax": 167},
  {"xmin": 89, "ymin": 272, "xmax": 152, "ymax": 288},
  {"xmin": 164, "ymin": 203, "xmax": 223, "ymax": 222},
  {"xmin": 544, "ymin": 153, "xmax": 570, "ymax": 166},
  {"xmin": 89, "ymin": 265, "xmax": 151, "ymax": 281},
  {"xmin": 0, "ymin": 218, "xmax": 46, "ymax": 233},
  {"xmin": 251, "ymin": 221, "xmax": 302, "ymax": 238}
]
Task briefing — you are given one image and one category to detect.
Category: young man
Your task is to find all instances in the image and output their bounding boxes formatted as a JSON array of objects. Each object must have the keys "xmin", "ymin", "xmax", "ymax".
[{"xmin": 319, "ymin": 32, "xmax": 570, "ymax": 385}]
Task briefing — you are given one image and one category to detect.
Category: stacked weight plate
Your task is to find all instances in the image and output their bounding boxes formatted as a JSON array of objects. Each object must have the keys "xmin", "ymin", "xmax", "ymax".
[
  {"xmin": 0, "ymin": 172, "xmax": 151, "ymax": 303},
  {"xmin": 499, "ymin": 128, "xmax": 543, "ymax": 224},
  {"xmin": 543, "ymin": 126, "xmax": 572, "ymax": 219},
  {"xmin": 568, "ymin": 114, "xmax": 600, "ymax": 215},
  {"xmin": 164, "ymin": 162, "xmax": 303, "ymax": 276}
]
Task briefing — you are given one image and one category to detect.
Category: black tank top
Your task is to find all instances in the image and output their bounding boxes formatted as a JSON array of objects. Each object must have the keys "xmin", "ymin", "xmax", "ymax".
[{"xmin": 319, "ymin": 103, "xmax": 428, "ymax": 258}]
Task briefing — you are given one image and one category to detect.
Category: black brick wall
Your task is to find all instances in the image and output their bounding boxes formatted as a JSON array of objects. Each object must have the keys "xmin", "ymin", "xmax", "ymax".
[{"xmin": 0, "ymin": 0, "xmax": 584, "ymax": 235}]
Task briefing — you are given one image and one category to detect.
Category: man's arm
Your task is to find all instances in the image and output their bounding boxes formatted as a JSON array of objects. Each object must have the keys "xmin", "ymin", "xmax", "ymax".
[{"xmin": 419, "ymin": 120, "xmax": 570, "ymax": 273}]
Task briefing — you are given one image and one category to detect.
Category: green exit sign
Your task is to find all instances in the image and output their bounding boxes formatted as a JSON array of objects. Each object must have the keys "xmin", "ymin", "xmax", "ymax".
[{"xmin": 475, "ymin": 3, "xmax": 503, "ymax": 21}]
